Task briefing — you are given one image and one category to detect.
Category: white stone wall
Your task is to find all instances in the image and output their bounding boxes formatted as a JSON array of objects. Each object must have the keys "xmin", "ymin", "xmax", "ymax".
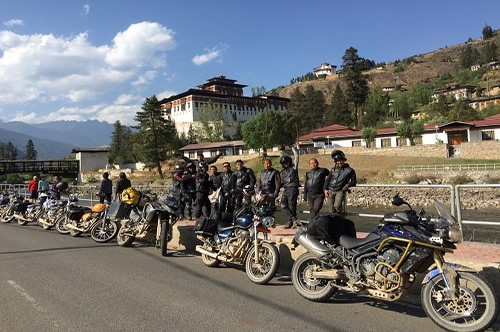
[{"xmin": 76, "ymin": 152, "xmax": 109, "ymax": 173}]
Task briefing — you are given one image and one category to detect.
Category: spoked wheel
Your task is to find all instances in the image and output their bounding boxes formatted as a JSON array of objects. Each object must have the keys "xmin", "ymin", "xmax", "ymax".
[
  {"xmin": 90, "ymin": 219, "xmax": 118, "ymax": 243},
  {"xmin": 55, "ymin": 216, "xmax": 71, "ymax": 234},
  {"xmin": 117, "ymin": 228, "xmax": 134, "ymax": 247},
  {"xmin": 244, "ymin": 242, "xmax": 280, "ymax": 284},
  {"xmin": 291, "ymin": 253, "xmax": 337, "ymax": 302},
  {"xmin": 160, "ymin": 221, "xmax": 168, "ymax": 256},
  {"xmin": 37, "ymin": 212, "xmax": 47, "ymax": 227},
  {"xmin": 69, "ymin": 227, "xmax": 82, "ymax": 237},
  {"xmin": 1, "ymin": 209, "xmax": 15, "ymax": 223},
  {"xmin": 421, "ymin": 271, "xmax": 498, "ymax": 332}
]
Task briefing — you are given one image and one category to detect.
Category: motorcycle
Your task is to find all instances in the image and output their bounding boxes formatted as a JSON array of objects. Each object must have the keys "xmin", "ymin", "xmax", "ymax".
[
  {"xmin": 0, "ymin": 191, "xmax": 12, "ymax": 216},
  {"xmin": 65, "ymin": 200, "xmax": 118, "ymax": 243},
  {"xmin": 291, "ymin": 194, "xmax": 498, "ymax": 332},
  {"xmin": 195, "ymin": 194, "xmax": 280, "ymax": 285},
  {"xmin": 39, "ymin": 196, "xmax": 75, "ymax": 231},
  {"xmin": 117, "ymin": 191, "xmax": 181, "ymax": 256},
  {"xmin": 16, "ymin": 193, "xmax": 49, "ymax": 225},
  {"xmin": 1, "ymin": 194, "xmax": 27, "ymax": 223}
]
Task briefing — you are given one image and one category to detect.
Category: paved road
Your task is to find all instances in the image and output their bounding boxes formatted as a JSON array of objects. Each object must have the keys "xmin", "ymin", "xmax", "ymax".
[{"xmin": 0, "ymin": 223, "xmax": 492, "ymax": 332}]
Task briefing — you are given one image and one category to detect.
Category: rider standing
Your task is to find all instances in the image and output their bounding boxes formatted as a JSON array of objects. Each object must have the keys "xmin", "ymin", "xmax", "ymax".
[
  {"xmin": 233, "ymin": 159, "xmax": 256, "ymax": 210},
  {"xmin": 324, "ymin": 150, "xmax": 357, "ymax": 216},
  {"xmin": 183, "ymin": 163, "xmax": 197, "ymax": 220},
  {"xmin": 99, "ymin": 172, "xmax": 113, "ymax": 204},
  {"xmin": 195, "ymin": 161, "xmax": 211, "ymax": 218},
  {"xmin": 219, "ymin": 162, "xmax": 236, "ymax": 213},
  {"xmin": 280, "ymin": 146, "xmax": 299, "ymax": 229},
  {"xmin": 256, "ymin": 159, "xmax": 281, "ymax": 209},
  {"xmin": 115, "ymin": 172, "xmax": 131, "ymax": 201},
  {"xmin": 304, "ymin": 158, "xmax": 330, "ymax": 219}
]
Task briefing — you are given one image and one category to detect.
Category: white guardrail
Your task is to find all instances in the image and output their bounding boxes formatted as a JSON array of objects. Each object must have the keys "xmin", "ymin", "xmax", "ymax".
[{"xmin": 398, "ymin": 164, "xmax": 500, "ymax": 171}]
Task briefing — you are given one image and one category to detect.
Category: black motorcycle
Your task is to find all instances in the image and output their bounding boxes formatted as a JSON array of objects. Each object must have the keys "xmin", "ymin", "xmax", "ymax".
[
  {"xmin": 291, "ymin": 195, "xmax": 498, "ymax": 331},
  {"xmin": 1, "ymin": 194, "xmax": 27, "ymax": 223}
]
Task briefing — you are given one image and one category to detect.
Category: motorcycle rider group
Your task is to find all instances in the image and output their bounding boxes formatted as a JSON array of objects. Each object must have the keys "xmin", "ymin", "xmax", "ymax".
[{"xmin": 173, "ymin": 148, "xmax": 357, "ymax": 228}]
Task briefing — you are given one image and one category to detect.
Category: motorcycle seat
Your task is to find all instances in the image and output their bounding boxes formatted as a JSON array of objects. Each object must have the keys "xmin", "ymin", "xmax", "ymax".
[
  {"xmin": 339, "ymin": 233, "xmax": 381, "ymax": 249},
  {"xmin": 217, "ymin": 220, "xmax": 235, "ymax": 232}
]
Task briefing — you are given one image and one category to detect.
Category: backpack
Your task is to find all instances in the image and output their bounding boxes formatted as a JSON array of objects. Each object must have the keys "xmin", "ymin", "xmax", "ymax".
[
  {"xmin": 121, "ymin": 187, "xmax": 141, "ymax": 206},
  {"xmin": 308, "ymin": 213, "xmax": 356, "ymax": 244}
]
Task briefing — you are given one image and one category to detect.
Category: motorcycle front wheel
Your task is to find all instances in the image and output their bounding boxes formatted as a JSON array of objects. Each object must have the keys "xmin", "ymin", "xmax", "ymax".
[
  {"xmin": 421, "ymin": 271, "xmax": 498, "ymax": 332},
  {"xmin": 90, "ymin": 219, "xmax": 118, "ymax": 243},
  {"xmin": 291, "ymin": 253, "xmax": 337, "ymax": 302},
  {"xmin": 244, "ymin": 242, "xmax": 280, "ymax": 284},
  {"xmin": 117, "ymin": 228, "xmax": 134, "ymax": 247},
  {"xmin": 55, "ymin": 216, "xmax": 71, "ymax": 234},
  {"xmin": 160, "ymin": 221, "xmax": 168, "ymax": 256}
]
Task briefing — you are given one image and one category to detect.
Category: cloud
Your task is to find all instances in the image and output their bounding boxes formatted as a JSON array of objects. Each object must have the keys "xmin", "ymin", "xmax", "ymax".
[
  {"xmin": 192, "ymin": 45, "xmax": 227, "ymax": 66},
  {"xmin": 131, "ymin": 70, "xmax": 157, "ymax": 86},
  {"xmin": 83, "ymin": 4, "xmax": 90, "ymax": 15},
  {"xmin": 3, "ymin": 19, "xmax": 23, "ymax": 27},
  {"xmin": 115, "ymin": 94, "xmax": 139, "ymax": 105},
  {"xmin": 0, "ymin": 22, "xmax": 176, "ymax": 106},
  {"xmin": 157, "ymin": 90, "xmax": 176, "ymax": 100}
]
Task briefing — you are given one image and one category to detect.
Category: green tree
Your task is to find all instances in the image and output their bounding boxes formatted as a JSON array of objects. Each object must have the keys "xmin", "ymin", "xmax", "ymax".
[
  {"xmin": 361, "ymin": 127, "xmax": 377, "ymax": 148},
  {"xmin": 24, "ymin": 139, "xmax": 37, "ymax": 160},
  {"xmin": 187, "ymin": 124, "xmax": 197, "ymax": 144},
  {"xmin": 195, "ymin": 100, "xmax": 227, "ymax": 142},
  {"xmin": 326, "ymin": 85, "xmax": 352, "ymax": 126},
  {"xmin": 251, "ymin": 86, "xmax": 266, "ymax": 97},
  {"xmin": 0, "ymin": 143, "xmax": 4, "ymax": 160},
  {"xmin": 447, "ymin": 100, "xmax": 482, "ymax": 121},
  {"xmin": 482, "ymin": 24, "xmax": 494, "ymax": 39},
  {"xmin": 459, "ymin": 44, "xmax": 475, "ymax": 69},
  {"xmin": 6, "ymin": 141, "xmax": 17, "ymax": 160},
  {"xmin": 407, "ymin": 84, "xmax": 433, "ymax": 107},
  {"xmin": 360, "ymin": 86, "xmax": 390, "ymax": 127},
  {"xmin": 242, "ymin": 109, "xmax": 295, "ymax": 157},
  {"xmin": 342, "ymin": 47, "xmax": 369, "ymax": 126},
  {"xmin": 109, "ymin": 120, "xmax": 135, "ymax": 165},
  {"xmin": 481, "ymin": 41, "xmax": 498, "ymax": 63},
  {"xmin": 289, "ymin": 85, "xmax": 326, "ymax": 136},
  {"xmin": 390, "ymin": 92, "xmax": 411, "ymax": 120},
  {"xmin": 396, "ymin": 120, "xmax": 424, "ymax": 145},
  {"xmin": 133, "ymin": 95, "xmax": 177, "ymax": 179},
  {"xmin": 426, "ymin": 95, "xmax": 450, "ymax": 119}
]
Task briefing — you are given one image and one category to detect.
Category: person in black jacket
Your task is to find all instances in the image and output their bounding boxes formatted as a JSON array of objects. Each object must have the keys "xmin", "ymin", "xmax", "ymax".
[
  {"xmin": 195, "ymin": 161, "xmax": 211, "ymax": 218},
  {"xmin": 256, "ymin": 159, "xmax": 281, "ymax": 209},
  {"xmin": 323, "ymin": 150, "xmax": 356, "ymax": 215},
  {"xmin": 99, "ymin": 172, "xmax": 113, "ymax": 204},
  {"xmin": 115, "ymin": 172, "xmax": 132, "ymax": 201},
  {"xmin": 183, "ymin": 163, "xmax": 197, "ymax": 220},
  {"xmin": 304, "ymin": 158, "xmax": 330, "ymax": 218},
  {"xmin": 182, "ymin": 152, "xmax": 223, "ymax": 171},
  {"xmin": 280, "ymin": 146, "xmax": 300, "ymax": 228},
  {"xmin": 209, "ymin": 166, "xmax": 222, "ymax": 192},
  {"xmin": 219, "ymin": 162, "xmax": 236, "ymax": 213},
  {"xmin": 233, "ymin": 159, "xmax": 256, "ymax": 210}
]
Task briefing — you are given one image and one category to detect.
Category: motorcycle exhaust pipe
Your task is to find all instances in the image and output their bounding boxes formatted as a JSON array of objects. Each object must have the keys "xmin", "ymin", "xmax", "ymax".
[
  {"xmin": 295, "ymin": 231, "xmax": 331, "ymax": 259},
  {"xmin": 195, "ymin": 245, "xmax": 219, "ymax": 259},
  {"xmin": 13, "ymin": 214, "xmax": 29, "ymax": 221},
  {"xmin": 66, "ymin": 223, "xmax": 85, "ymax": 232}
]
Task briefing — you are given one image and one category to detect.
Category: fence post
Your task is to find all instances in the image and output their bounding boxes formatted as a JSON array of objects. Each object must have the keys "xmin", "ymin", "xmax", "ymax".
[{"xmin": 454, "ymin": 185, "xmax": 463, "ymax": 237}]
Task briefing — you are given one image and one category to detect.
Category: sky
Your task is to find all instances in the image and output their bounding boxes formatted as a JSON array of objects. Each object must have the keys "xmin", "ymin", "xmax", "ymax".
[{"xmin": 0, "ymin": 0, "xmax": 499, "ymax": 126}]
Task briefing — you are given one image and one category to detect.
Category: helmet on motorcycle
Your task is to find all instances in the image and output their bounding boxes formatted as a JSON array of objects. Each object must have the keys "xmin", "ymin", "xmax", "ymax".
[
  {"xmin": 279, "ymin": 155, "xmax": 292, "ymax": 166},
  {"xmin": 119, "ymin": 172, "xmax": 126, "ymax": 179},
  {"xmin": 174, "ymin": 163, "xmax": 185, "ymax": 172},
  {"xmin": 331, "ymin": 150, "xmax": 346, "ymax": 162},
  {"xmin": 242, "ymin": 185, "xmax": 255, "ymax": 197}
]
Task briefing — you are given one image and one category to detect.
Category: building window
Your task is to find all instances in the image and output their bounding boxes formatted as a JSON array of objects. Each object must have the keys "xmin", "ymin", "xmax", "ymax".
[
  {"xmin": 397, "ymin": 137, "xmax": 408, "ymax": 146},
  {"xmin": 195, "ymin": 102, "xmax": 198, "ymax": 108},
  {"xmin": 413, "ymin": 136, "xmax": 423, "ymax": 145},
  {"xmin": 482, "ymin": 130, "xmax": 495, "ymax": 140},
  {"xmin": 210, "ymin": 150, "xmax": 217, "ymax": 157},
  {"xmin": 352, "ymin": 140, "xmax": 362, "ymax": 147},
  {"xmin": 189, "ymin": 152, "xmax": 195, "ymax": 158},
  {"xmin": 381, "ymin": 138, "xmax": 392, "ymax": 148}
]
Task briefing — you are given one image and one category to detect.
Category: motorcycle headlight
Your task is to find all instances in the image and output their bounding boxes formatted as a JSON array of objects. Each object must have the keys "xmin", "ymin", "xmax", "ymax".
[
  {"xmin": 448, "ymin": 225, "xmax": 462, "ymax": 243},
  {"xmin": 261, "ymin": 216, "xmax": 275, "ymax": 228}
]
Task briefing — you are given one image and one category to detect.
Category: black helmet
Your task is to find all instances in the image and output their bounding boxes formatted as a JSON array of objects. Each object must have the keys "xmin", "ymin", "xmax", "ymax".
[
  {"xmin": 187, "ymin": 162, "xmax": 196, "ymax": 170},
  {"xmin": 119, "ymin": 172, "xmax": 126, "ymax": 179},
  {"xmin": 242, "ymin": 184, "xmax": 255, "ymax": 196},
  {"xmin": 279, "ymin": 155, "xmax": 292, "ymax": 166},
  {"xmin": 331, "ymin": 150, "xmax": 346, "ymax": 162},
  {"xmin": 56, "ymin": 181, "xmax": 68, "ymax": 191},
  {"xmin": 199, "ymin": 161, "xmax": 208, "ymax": 169},
  {"xmin": 174, "ymin": 163, "xmax": 185, "ymax": 172}
]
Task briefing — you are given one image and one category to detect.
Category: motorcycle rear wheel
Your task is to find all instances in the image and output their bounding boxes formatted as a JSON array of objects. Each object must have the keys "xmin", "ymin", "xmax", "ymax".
[
  {"xmin": 55, "ymin": 216, "xmax": 71, "ymax": 234},
  {"xmin": 201, "ymin": 253, "xmax": 220, "ymax": 267},
  {"xmin": 1, "ymin": 210, "xmax": 15, "ymax": 223},
  {"xmin": 291, "ymin": 253, "xmax": 337, "ymax": 302},
  {"xmin": 117, "ymin": 228, "xmax": 134, "ymax": 247},
  {"xmin": 160, "ymin": 221, "xmax": 168, "ymax": 256},
  {"xmin": 421, "ymin": 271, "xmax": 498, "ymax": 332},
  {"xmin": 90, "ymin": 219, "xmax": 118, "ymax": 243},
  {"xmin": 245, "ymin": 242, "xmax": 280, "ymax": 285}
]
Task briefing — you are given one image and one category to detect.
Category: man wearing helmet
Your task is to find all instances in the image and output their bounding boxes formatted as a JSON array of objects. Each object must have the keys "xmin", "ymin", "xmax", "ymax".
[
  {"xmin": 195, "ymin": 161, "xmax": 211, "ymax": 218},
  {"xmin": 323, "ymin": 150, "xmax": 356, "ymax": 215},
  {"xmin": 182, "ymin": 152, "xmax": 223, "ymax": 171},
  {"xmin": 115, "ymin": 172, "xmax": 132, "ymax": 201},
  {"xmin": 233, "ymin": 159, "xmax": 256, "ymax": 210},
  {"xmin": 280, "ymin": 146, "xmax": 300, "ymax": 228}
]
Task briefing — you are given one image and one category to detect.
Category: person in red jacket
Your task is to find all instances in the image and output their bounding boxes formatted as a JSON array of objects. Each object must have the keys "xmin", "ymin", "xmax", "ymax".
[{"xmin": 28, "ymin": 176, "xmax": 39, "ymax": 203}]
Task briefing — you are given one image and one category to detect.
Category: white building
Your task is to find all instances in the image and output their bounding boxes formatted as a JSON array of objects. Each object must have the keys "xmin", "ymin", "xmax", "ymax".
[
  {"xmin": 72, "ymin": 147, "xmax": 111, "ymax": 182},
  {"xmin": 432, "ymin": 84, "xmax": 476, "ymax": 102},
  {"xmin": 160, "ymin": 76, "xmax": 290, "ymax": 136},
  {"xmin": 313, "ymin": 63, "xmax": 337, "ymax": 77}
]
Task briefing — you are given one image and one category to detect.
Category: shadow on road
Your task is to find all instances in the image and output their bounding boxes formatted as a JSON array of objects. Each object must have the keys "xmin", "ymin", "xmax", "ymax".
[{"xmin": 0, "ymin": 244, "xmax": 116, "ymax": 256}]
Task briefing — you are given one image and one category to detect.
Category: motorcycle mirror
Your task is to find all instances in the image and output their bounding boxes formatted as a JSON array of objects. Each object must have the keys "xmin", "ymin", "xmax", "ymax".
[{"xmin": 392, "ymin": 194, "xmax": 405, "ymax": 206}]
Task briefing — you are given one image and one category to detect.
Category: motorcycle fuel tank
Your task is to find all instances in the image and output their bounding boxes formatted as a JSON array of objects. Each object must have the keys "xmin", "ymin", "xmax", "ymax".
[{"xmin": 234, "ymin": 214, "xmax": 253, "ymax": 229}]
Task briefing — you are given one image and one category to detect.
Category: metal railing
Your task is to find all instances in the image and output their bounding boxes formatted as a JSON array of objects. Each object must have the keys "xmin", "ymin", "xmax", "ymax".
[
  {"xmin": 455, "ymin": 184, "xmax": 500, "ymax": 229},
  {"xmin": 398, "ymin": 164, "xmax": 500, "ymax": 171}
]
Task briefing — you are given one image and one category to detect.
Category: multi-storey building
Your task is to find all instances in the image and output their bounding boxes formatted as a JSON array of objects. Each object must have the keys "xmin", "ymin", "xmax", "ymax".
[
  {"xmin": 160, "ymin": 75, "xmax": 290, "ymax": 136},
  {"xmin": 313, "ymin": 63, "xmax": 337, "ymax": 76}
]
